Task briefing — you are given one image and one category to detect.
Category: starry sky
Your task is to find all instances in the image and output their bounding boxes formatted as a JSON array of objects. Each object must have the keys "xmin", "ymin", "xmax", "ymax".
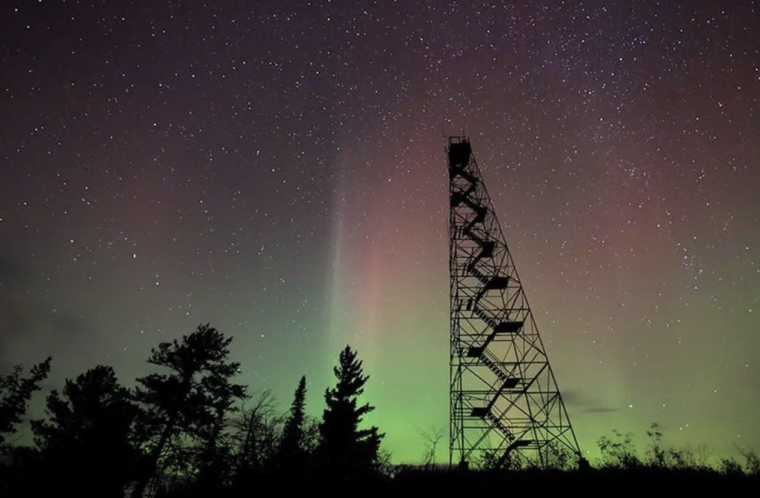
[{"xmin": 1, "ymin": 1, "xmax": 759, "ymax": 465}]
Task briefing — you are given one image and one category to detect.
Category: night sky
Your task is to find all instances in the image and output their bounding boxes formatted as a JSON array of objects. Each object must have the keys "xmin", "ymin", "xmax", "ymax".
[{"xmin": 1, "ymin": 1, "xmax": 759, "ymax": 464}]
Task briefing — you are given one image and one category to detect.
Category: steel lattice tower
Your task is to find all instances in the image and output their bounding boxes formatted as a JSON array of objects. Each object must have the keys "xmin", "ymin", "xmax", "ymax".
[{"xmin": 447, "ymin": 136, "xmax": 581, "ymax": 468}]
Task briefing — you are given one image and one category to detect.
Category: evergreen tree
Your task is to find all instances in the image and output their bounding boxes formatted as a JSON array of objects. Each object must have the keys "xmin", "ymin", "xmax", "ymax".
[
  {"xmin": 193, "ymin": 356, "xmax": 247, "ymax": 494},
  {"xmin": 318, "ymin": 346, "xmax": 384, "ymax": 481},
  {"xmin": 281, "ymin": 376, "xmax": 307, "ymax": 455},
  {"xmin": 130, "ymin": 323, "xmax": 246, "ymax": 498},
  {"xmin": 0, "ymin": 357, "xmax": 51, "ymax": 446},
  {"xmin": 278, "ymin": 375, "xmax": 308, "ymax": 473},
  {"xmin": 31, "ymin": 365, "xmax": 140, "ymax": 498}
]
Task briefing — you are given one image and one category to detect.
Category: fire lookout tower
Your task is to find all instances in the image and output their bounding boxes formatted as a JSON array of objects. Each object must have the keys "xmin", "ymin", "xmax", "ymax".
[{"xmin": 447, "ymin": 136, "xmax": 581, "ymax": 468}]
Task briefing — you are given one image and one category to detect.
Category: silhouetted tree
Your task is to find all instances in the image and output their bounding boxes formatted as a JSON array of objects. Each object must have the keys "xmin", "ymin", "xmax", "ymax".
[
  {"xmin": 299, "ymin": 415, "xmax": 321, "ymax": 456},
  {"xmin": 130, "ymin": 324, "xmax": 246, "ymax": 498},
  {"xmin": 231, "ymin": 390, "xmax": 283, "ymax": 490},
  {"xmin": 0, "ymin": 357, "xmax": 51, "ymax": 447},
  {"xmin": 281, "ymin": 377, "xmax": 307, "ymax": 454},
  {"xmin": 277, "ymin": 375, "xmax": 309, "ymax": 475},
  {"xmin": 417, "ymin": 425, "xmax": 444, "ymax": 468},
  {"xmin": 31, "ymin": 365, "xmax": 140, "ymax": 498},
  {"xmin": 192, "ymin": 353, "xmax": 247, "ymax": 495},
  {"xmin": 0, "ymin": 357, "xmax": 51, "ymax": 498},
  {"xmin": 318, "ymin": 346, "xmax": 384, "ymax": 482}
]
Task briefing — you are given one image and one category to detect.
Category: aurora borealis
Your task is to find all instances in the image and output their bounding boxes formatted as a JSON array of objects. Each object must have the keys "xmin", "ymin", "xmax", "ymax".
[{"xmin": 1, "ymin": 1, "xmax": 759, "ymax": 464}]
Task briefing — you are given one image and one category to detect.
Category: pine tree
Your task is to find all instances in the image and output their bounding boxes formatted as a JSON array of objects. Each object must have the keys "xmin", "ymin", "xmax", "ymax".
[
  {"xmin": 319, "ymin": 346, "xmax": 384, "ymax": 481},
  {"xmin": 130, "ymin": 324, "xmax": 246, "ymax": 498},
  {"xmin": 279, "ymin": 375, "xmax": 308, "ymax": 473},
  {"xmin": 0, "ymin": 357, "xmax": 51, "ymax": 446},
  {"xmin": 31, "ymin": 365, "xmax": 140, "ymax": 498}
]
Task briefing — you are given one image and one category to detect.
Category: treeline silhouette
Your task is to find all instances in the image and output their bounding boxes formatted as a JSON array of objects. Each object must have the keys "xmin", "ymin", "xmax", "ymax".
[
  {"xmin": 0, "ymin": 324, "xmax": 385, "ymax": 497},
  {"xmin": 1, "ymin": 324, "xmax": 758, "ymax": 496}
]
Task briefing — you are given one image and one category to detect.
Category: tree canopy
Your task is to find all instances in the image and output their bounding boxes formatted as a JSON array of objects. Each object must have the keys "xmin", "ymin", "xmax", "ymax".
[
  {"xmin": 32, "ymin": 365, "xmax": 140, "ymax": 498},
  {"xmin": 319, "ymin": 346, "xmax": 384, "ymax": 481},
  {"xmin": 130, "ymin": 323, "xmax": 246, "ymax": 498},
  {"xmin": 281, "ymin": 375, "xmax": 307, "ymax": 457},
  {"xmin": 0, "ymin": 357, "xmax": 51, "ymax": 447}
]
